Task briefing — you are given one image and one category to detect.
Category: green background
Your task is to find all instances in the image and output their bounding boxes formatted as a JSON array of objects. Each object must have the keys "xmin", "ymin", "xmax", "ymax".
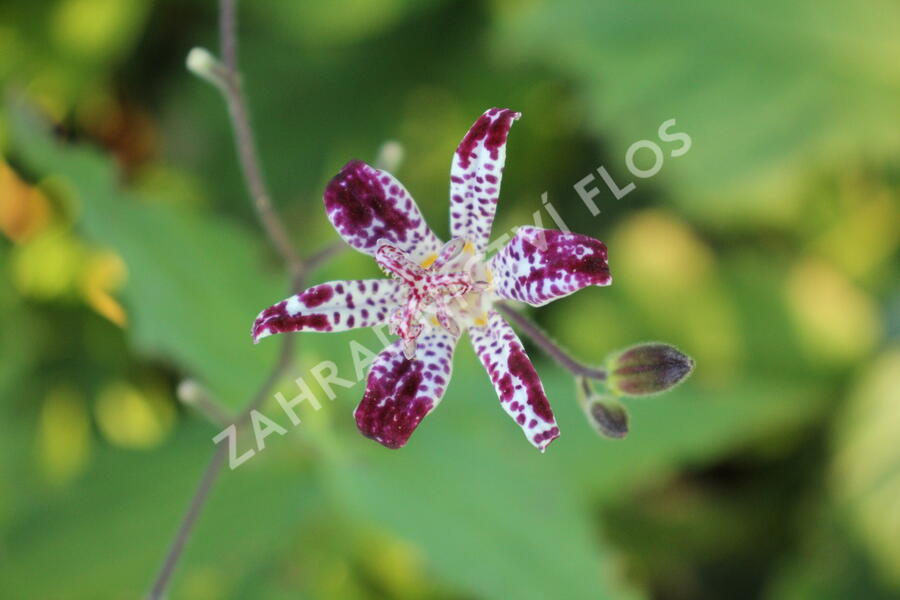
[{"xmin": 1, "ymin": 1, "xmax": 898, "ymax": 598}]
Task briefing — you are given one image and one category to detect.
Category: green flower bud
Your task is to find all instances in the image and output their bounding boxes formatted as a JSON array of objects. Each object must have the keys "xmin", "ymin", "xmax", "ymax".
[{"xmin": 607, "ymin": 343, "xmax": 693, "ymax": 396}]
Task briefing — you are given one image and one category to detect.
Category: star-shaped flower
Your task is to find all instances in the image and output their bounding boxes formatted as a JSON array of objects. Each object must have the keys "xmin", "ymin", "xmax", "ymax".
[{"xmin": 252, "ymin": 108, "xmax": 612, "ymax": 451}]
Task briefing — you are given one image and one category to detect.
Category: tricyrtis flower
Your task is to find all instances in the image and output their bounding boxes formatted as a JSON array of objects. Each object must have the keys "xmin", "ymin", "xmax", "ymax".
[{"xmin": 252, "ymin": 108, "xmax": 611, "ymax": 451}]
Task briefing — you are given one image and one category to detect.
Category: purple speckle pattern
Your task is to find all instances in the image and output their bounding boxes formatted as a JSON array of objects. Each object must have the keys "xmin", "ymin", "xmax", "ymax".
[
  {"xmin": 490, "ymin": 226, "xmax": 612, "ymax": 307},
  {"xmin": 449, "ymin": 108, "xmax": 520, "ymax": 252},
  {"xmin": 252, "ymin": 279, "xmax": 403, "ymax": 342},
  {"xmin": 354, "ymin": 329, "xmax": 457, "ymax": 449},
  {"xmin": 468, "ymin": 311, "xmax": 559, "ymax": 451},
  {"xmin": 324, "ymin": 160, "xmax": 442, "ymax": 263}
]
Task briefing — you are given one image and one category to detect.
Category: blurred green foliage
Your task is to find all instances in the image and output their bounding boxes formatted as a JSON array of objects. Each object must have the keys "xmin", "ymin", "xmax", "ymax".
[{"xmin": 1, "ymin": 1, "xmax": 898, "ymax": 599}]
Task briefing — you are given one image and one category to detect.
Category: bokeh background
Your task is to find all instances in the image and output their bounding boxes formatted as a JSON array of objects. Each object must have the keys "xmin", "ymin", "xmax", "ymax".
[{"xmin": 1, "ymin": 1, "xmax": 899, "ymax": 598}]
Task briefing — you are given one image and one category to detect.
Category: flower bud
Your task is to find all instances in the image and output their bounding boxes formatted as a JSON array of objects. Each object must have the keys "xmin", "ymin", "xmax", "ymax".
[
  {"xmin": 375, "ymin": 140, "xmax": 405, "ymax": 172},
  {"xmin": 186, "ymin": 47, "xmax": 226, "ymax": 88},
  {"xmin": 176, "ymin": 379, "xmax": 205, "ymax": 406},
  {"xmin": 576, "ymin": 378, "xmax": 629, "ymax": 439},
  {"xmin": 177, "ymin": 379, "xmax": 231, "ymax": 426},
  {"xmin": 606, "ymin": 343, "xmax": 693, "ymax": 396},
  {"xmin": 585, "ymin": 396, "xmax": 629, "ymax": 439}
]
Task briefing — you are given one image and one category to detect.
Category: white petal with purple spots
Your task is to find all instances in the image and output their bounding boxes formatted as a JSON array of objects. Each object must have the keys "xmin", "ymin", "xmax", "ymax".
[
  {"xmin": 324, "ymin": 160, "xmax": 442, "ymax": 263},
  {"xmin": 354, "ymin": 329, "xmax": 457, "ymax": 449},
  {"xmin": 449, "ymin": 108, "xmax": 520, "ymax": 253},
  {"xmin": 252, "ymin": 279, "xmax": 403, "ymax": 342},
  {"xmin": 490, "ymin": 226, "xmax": 612, "ymax": 307},
  {"xmin": 469, "ymin": 311, "xmax": 559, "ymax": 451}
]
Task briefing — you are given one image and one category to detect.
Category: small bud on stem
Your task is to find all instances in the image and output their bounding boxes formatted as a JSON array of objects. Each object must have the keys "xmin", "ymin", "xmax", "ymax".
[
  {"xmin": 177, "ymin": 379, "xmax": 233, "ymax": 426},
  {"xmin": 606, "ymin": 343, "xmax": 694, "ymax": 397},
  {"xmin": 587, "ymin": 398, "xmax": 629, "ymax": 438},
  {"xmin": 374, "ymin": 140, "xmax": 405, "ymax": 172},
  {"xmin": 576, "ymin": 377, "xmax": 629, "ymax": 439},
  {"xmin": 186, "ymin": 47, "xmax": 229, "ymax": 89}
]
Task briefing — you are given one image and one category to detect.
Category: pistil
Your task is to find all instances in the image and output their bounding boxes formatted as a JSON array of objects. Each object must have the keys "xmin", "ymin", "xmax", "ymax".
[{"xmin": 376, "ymin": 239, "xmax": 488, "ymax": 358}]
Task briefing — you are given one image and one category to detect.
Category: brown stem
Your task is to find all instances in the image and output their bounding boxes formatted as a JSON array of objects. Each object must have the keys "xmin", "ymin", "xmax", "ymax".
[
  {"xmin": 496, "ymin": 302, "xmax": 607, "ymax": 381},
  {"xmin": 145, "ymin": 440, "xmax": 226, "ymax": 599},
  {"xmin": 146, "ymin": 1, "xmax": 306, "ymax": 597},
  {"xmin": 146, "ymin": 327, "xmax": 300, "ymax": 600},
  {"xmin": 218, "ymin": 0, "xmax": 303, "ymax": 276},
  {"xmin": 177, "ymin": 380, "xmax": 235, "ymax": 427},
  {"xmin": 304, "ymin": 240, "xmax": 348, "ymax": 274}
]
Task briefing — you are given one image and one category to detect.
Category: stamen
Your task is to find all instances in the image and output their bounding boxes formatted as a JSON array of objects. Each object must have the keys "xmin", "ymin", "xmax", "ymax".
[
  {"xmin": 434, "ymin": 295, "xmax": 461, "ymax": 337},
  {"xmin": 377, "ymin": 237, "xmax": 489, "ymax": 357},
  {"xmin": 376, "ymin": 241, "xmax": 425, "ymax": 284},
  {"xmin": 432, "ymin": 238, "xmax": 466, "ymax": 270},
  {"xmin": 438, "ymin": 312, "xmax": 461, "ymax": 337}
]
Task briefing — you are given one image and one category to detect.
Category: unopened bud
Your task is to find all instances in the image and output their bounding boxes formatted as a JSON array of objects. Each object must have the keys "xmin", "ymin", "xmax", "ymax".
[
  {"xmin": 607, "ymin": 343, "xmax": 693, "ymax": 396},
  {"xmin": 176, "ymin": 379, "xmax": 205, "ymax": 405},
  {"xmin": 186, "ymin": 47, "xmax": 226, "ymax": 87},
  {"xmin": 586, "ymin": 396, "xmax": 629, "ymax": 439},
  {"xmin": 374, "ymin": 140, "xmax": 405, "ymax": 172},
  {"xmin": 177, "ymin": 379, "xmax": 232, "ymax": 426},
  {"xmin": 576, "ymin": 378, "xmax": 629, "ymax": 439}
]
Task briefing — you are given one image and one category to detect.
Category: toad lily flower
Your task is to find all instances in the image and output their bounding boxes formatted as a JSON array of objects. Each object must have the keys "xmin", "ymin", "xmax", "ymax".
[{"xmin": 252, "ymin": 108, "xmax": 611, "ymax": 451}]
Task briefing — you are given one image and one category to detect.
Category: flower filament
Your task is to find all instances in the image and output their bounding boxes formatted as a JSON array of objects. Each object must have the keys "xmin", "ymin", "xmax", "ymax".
[{"xmin": 376, "ymin": 239, "xmax": 490, "ymax": 358}]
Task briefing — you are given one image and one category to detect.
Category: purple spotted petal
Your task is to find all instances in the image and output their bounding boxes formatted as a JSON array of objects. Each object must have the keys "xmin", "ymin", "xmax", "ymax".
[
  {"xmin": 354, "ymin": 329, "xmax": 457, "ymax": 449},
  {"xmin": 252, "ymin": 279, "xmax": 403, "ymax": 342},
  {"xmin": 468, "ymin": 311, "xmax": 559, "ymax": 451},
  {"xmin": 449, "ymin": 108, "xmax": 520, "ymax": 253},
  {"xmin": 490, "ymin": 226, "xmax": 612, "ymax": 307},
  {"xmin": 324, "ymin": 160, "xmax": 442, "ymax": 263}
]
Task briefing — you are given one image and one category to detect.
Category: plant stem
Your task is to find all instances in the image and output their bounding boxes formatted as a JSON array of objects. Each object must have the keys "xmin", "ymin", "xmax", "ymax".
[
  {"xmin": 146, "ymin": 328, "xmax": 300, "ymax": 600},
  {"xmin": 218, "ymin": 0, "xmax": 303, "ymax": 277},
  {"xmin": 147, "ymin": 1, "xmax": 307, "ymax": 597},
  {"xmin": 496, "ymin": 302, "xmax": 607, "ymax": 381},
  {"xmin": 146, "ymin": 441, "xmax": 226, "ymax": 599},
  {"xmin": 304, "ymin": 240, "xmax": 348, "ymax": 274}
]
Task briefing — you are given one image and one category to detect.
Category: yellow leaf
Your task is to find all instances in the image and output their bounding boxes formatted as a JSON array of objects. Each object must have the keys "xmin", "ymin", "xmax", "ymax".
[
  {"xmin": 10, "ymin": 225, "xmax": 86, "ymax": 299},
  {"xmin": 831, "ymin": 348, "xmax": 900, "ymax": 585},
  {"xmin": 80, "ymin": 250, "xmax": 128, "ymax": 326},
  {"xmin": 0, "ymin": 160, "xmax": 51, "ymax": 242},
  {"xmin": 786, "ymin": 257, "xmax": 880, "ymax": 363}
]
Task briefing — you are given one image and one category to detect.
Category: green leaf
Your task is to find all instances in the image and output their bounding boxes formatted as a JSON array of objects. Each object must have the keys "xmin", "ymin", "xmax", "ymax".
[
  {"xmin": 316, "ymin": 343, "xmax": 826, "ymax": 599},
  {"xmin": 495, "ymin": 0, "xmax": 900, "ymax": 224},
  {"xmin": 252, "ymin": 0, "xmax": 446, "ymax": 46},
  {"xmin": 0, "ymin": 423, "xmax": 323, "ymax": 599},
  {"xmin": 9, "ymin": 102, "xmax": 284, "ymax": 409},
  {"xmin": 322, "ymin": 358, "xmax": 627, "ymax": 600}
]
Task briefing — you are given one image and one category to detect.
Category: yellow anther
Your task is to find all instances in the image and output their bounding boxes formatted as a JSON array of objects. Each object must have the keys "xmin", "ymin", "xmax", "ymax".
[{"xmin": 420, "ymin": 253, "xmax": 438, "ymax": 268}]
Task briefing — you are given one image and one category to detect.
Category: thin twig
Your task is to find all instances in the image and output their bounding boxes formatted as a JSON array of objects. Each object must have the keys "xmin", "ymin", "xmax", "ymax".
[
  {"xmin": 218, "ymin": 0, "xmax": 303, "ymax": 276},
  {"xmin": 146, "ymin": 440, "xmax": 227, "ymax": 599},
  {"xmin": 496, "ymin": 302, "xmax": 607, "ymax": 380},
  {"xmin": 177, "ymin": 380, "xmax": 235, "ymax": 427},
  {"xmin": 146, "ymin": 1, "xmax": 307, "ymax": 597},
  {"xmin": 218, "ymin": 0, "xmax": 237, "ymax": 72},
  {"xmin": 304, "ymin": 240, "xmax": 348, "ymax": 274},
  {"xmin": 237, "ymin": 323, "xmax": 300, "ymax": 420},
  {"xmin": 147, "ymin": 327, "xmax": 300, "ymax": 600}
]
